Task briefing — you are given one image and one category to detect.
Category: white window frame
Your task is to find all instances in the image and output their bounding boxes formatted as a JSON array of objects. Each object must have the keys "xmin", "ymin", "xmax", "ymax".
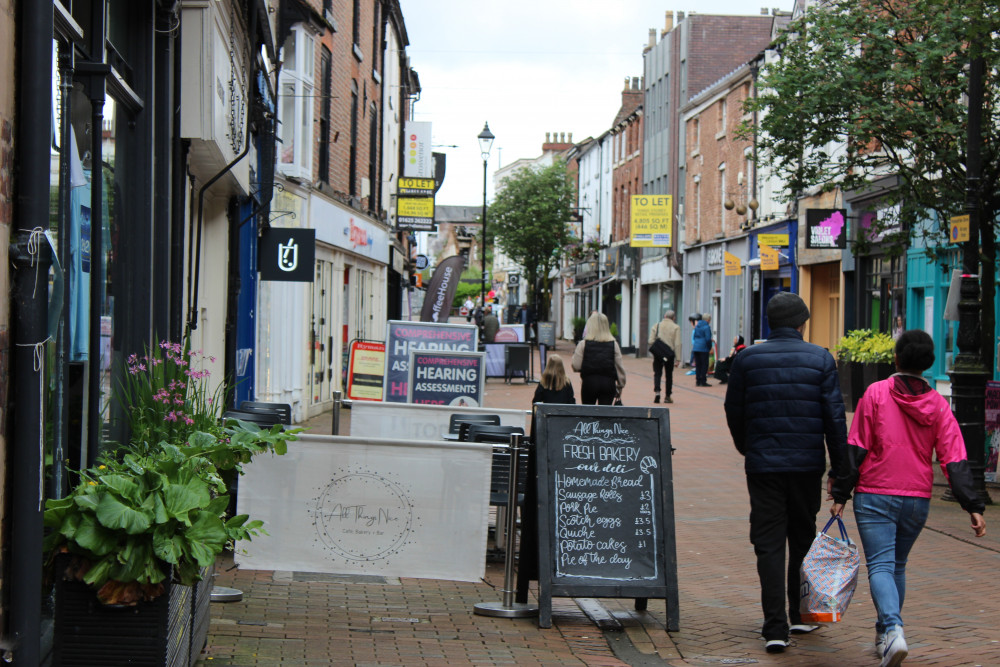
[{"xmin": 277, "ymin": 25, "xmax": 315, "ymax": 180}]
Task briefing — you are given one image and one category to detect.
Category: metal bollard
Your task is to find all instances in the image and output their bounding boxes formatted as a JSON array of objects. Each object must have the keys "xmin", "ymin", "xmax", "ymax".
[
  {"xmin": 332, "ymin": 391, "xmax": 342, "ymax": 435},
  {"xmin": 474, "ymin": 433, "xmax": 538, "ymax": 617}
]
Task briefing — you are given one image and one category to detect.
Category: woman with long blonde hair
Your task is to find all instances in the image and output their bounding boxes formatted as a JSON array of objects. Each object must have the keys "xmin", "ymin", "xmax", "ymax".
[{"xmin": 571, "ymin": 312, "xmax": 626, "ymax": 404}]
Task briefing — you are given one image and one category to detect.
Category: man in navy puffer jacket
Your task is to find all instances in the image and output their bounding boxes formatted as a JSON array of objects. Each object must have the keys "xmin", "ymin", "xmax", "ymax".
[{"xmin": 724, "ymin": 292, "xmax": 850, "ymax": 654}]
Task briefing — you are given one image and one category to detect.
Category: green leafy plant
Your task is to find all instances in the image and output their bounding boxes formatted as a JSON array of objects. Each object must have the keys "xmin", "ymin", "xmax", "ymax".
[
  {"xmin": 610, "ymin": 322, "xmax": 619, "ymax": 338},
  {"xmin": 45, "ymin": 339, "xmax": 300, "ymax": 606},
  {"xmin": 572, "ymin": 317, "xmax": 587, "ymax": 340},
  {"xmin": 835, "ymin": 329, "xmax": 895, "ymax": 364}
]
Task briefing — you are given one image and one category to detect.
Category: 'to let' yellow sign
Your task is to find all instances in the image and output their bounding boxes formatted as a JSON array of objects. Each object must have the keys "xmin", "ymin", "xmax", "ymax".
[{"xmin": 630, "ymin": 195, "xmax": 672, "ymax": 247}]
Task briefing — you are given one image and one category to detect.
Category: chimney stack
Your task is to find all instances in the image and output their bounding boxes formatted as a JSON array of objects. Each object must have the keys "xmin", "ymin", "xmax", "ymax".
[
  {"xmin": 568, "ymin": 132, "xmax": 573, "ymax": 143},
  {"xmin": 663, "ymin": 10, "xmax": 674, "ymax": 35},
  {"xmin": 648, "ymin": 28, "xmax": 656, "ymax": 48},
  {"xmin": 677, "ymin": 11, "xmax": 685, "ymax": 21},
  {"xmin": 545, "ymin": 132, "xmax": 550, "ymax": 143}
]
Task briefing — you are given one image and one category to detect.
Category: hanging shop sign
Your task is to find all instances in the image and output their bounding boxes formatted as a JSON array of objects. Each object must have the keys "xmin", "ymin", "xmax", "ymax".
[
  {"xmin": 805, "ymin": 209, "xmax": 848, "ymax": 249},
  {"xmin": 403, "ymin": 121, "xmax": 433, "ymax": 178},
  {"xmin": 757, "ymin": 233, "xmax": 789, "ymax": 247},
  {"xmin": 629, "ymin": 195, "xmax": 673, "ymax": 247},
  {"xmin": 724, "ymin": 251, "xmax": 742, "ymax": 276},
  {"xmin": 259, "ymin": 227, "xmax": 315, "ymax": 282},
  {"xmin": 760, "ymin": 244, "xmax": 780, "ymax": 271}
]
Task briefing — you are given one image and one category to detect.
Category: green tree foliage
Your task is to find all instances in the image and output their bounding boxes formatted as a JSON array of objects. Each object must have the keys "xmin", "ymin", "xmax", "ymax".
[
  {"xmin": 746, "ymin": 0, "xmax": 999, "ymax": 363},
  {"xmin": 487, "ymin": 160, "xmax": 575, "ymax": 311}
]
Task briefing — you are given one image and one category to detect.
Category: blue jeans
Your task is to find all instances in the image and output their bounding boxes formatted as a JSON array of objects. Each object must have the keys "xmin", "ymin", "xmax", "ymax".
[{"xmin": 853, "ymin": 492, "xmax": 930, "ymax": 633}]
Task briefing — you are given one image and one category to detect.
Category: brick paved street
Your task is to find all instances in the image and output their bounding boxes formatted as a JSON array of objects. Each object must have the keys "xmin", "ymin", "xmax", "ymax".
[{"xmin": 199, "ymin": 345, "xmax": 1000, "ymax": 666}]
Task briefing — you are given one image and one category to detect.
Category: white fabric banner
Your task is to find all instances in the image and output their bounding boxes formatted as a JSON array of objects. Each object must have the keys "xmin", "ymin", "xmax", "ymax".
[
  {"xmin": 349, "ymin": 402, "xmax": 528, "ymax": 441},
  {"xmin": 236, "ymin": 434, "xmax": 492, "ymax": 582}
]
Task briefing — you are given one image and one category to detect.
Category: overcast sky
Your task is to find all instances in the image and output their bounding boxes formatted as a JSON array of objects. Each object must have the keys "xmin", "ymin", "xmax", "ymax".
[{"xmin": 398, "ymin": 0, "xmax": 794, "ymax": 207}]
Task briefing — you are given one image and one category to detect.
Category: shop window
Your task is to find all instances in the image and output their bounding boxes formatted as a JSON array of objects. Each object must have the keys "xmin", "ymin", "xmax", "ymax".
[{"xmin": 277, "ymin": 25, "xmax": 315, "ymax": 180}]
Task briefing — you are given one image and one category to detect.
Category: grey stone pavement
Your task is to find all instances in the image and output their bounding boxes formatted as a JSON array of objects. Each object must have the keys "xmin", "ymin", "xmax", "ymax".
[{"xmin": 198, "ymin": 344, "xmax": 1000, "ymax": 666}]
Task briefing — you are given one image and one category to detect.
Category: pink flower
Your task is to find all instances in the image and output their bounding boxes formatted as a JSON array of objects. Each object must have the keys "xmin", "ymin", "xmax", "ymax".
[
  {"xmin": 127, "ymin": 354, "xmax": 138, "ymax": 364},
  {"xmin": 181, "ymin": 414, "xmax": 194, "ymax": 426},
  {"xmin": 209, "ymin": 356, "xmax": 216, "ymax": 364},
  {"xmin": 164, "ymin": 411, "xmax": 178, "ymax": 422}
]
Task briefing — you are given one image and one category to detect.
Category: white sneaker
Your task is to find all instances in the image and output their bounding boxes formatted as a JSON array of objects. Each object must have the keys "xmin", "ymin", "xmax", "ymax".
[
  {"xmin": 789, "ymin": 624, "xmax": 819, "ymax": 634},
  {"xmin": 765, "ymin": 639, "xmax": 788, "ymax": 653},
  {"xmin": 880, "ymin": 626, "xmax": 908, "ymax": 667},
  {"xmin": 875, "ymin": 632, "xmax": 886, "ymax": 657}
]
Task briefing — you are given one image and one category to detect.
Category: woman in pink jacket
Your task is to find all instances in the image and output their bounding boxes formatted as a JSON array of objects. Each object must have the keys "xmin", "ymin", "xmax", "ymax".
[{"xmin": 831, "ymin": 329, "xmax": 986, "ymax": 667}]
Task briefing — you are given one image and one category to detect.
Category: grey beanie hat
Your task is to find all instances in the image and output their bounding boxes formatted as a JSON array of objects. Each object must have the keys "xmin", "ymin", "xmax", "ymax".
[{"xmin": 767, "ymin": 292, "xmax": 810, "ymax": 329}]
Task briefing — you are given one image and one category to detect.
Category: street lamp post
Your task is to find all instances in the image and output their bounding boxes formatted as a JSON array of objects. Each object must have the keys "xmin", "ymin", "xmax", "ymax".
[
  {"xmin": 948, "ymin": 52, "xmax": 991, "ymax": 505},
  {"xmin": 478, "ymin": 122, "xmax": 495, "ymax": 309}
]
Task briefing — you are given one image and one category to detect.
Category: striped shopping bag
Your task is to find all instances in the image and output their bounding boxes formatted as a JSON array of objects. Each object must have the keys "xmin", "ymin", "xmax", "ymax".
[{"xmin": 799, "ymin": 515, "xmax": 860, "ymax": 623}]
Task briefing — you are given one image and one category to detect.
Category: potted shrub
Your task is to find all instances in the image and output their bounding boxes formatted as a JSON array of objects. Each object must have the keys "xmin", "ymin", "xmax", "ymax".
[
  {"xmin": 572, "ymin": 317, "xmax": 587, "ymax": 343},
  {"xmin": 855, "ymin": 330, "xmax": 896, "ymax": 389},
  {"xmin": 44, "ymin": 340, "xmax": 299, "ymax": 665}
]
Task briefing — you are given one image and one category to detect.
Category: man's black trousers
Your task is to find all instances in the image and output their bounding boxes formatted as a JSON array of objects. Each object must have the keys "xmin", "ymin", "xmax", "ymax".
[
  {"xmin": 652, "ymin": 354, "xmax": 674, "ymax": 396},
  {"xmin": 746, "ymin": 471, "xmax": 822, "ymax": 641}
]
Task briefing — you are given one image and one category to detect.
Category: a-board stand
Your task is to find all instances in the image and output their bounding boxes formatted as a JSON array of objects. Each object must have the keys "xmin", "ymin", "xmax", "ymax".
[
  {"xmin": 534, "ymin": 405, "xmax": 679, "ymax": 630},
  {"xmin": 474, "ymin": 434, "xmax": 539, "ymax": 618}
]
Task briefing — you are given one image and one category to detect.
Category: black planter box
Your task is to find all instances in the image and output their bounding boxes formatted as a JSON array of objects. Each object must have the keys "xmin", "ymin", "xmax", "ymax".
[
  {"xmin": 53, "ymin": 567, "xmax": 193, "ymax": 667},
  {"xmin": 837, "ymin": 359, "xmax": 852, "ymax": 408},
  {"xmin": 862, "ymin": 362, "xmax": 895, "ymax": 396}
]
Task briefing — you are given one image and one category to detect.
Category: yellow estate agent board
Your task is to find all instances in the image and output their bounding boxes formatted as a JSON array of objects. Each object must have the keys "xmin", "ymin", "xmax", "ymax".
[{"xmin": 630, "ymin": 195, "xmax": 672, "ymax": 247}]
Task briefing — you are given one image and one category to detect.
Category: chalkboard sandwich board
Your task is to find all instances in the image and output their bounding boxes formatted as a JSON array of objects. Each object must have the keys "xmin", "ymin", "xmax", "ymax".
[{"xmin": 533, "ymin": 404, "xmax": 678, "ymax": 630}]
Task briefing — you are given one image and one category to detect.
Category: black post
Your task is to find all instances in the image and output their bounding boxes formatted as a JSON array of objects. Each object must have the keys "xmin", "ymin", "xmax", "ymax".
[
  {"xmin": 481, "ymin": 156, "xmax": 488, "ymax": 307},
  {"xmin": 947, "ymin": 53, "xmax": 991, "ymax": 505},
  {"xmin": 10, "ymin": 2, "xmax": 53, "ymax": 662}
]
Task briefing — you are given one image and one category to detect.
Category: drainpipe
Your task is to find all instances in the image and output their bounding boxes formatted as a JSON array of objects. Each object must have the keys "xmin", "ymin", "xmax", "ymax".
[{"xmin": 10, "ymin": 2, "xmax": 53, "ymax": 663}]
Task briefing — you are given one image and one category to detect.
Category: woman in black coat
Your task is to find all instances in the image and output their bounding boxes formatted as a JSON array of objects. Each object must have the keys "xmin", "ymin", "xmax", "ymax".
[{"xmin": 571, "ymin": 312, "xmax": 626, "ymax": 405}]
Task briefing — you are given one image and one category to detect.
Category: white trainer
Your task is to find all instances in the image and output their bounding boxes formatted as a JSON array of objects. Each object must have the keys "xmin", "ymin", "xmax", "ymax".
[{"xmin": 880, "ymin": 626, "xmax": 908, "ymax": 667}]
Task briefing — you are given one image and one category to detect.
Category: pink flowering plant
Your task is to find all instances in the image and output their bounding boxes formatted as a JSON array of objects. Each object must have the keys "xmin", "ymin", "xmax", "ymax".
[
  {"xmin": 120, "ymin": 341, "xmax": 227, "ymax": 453},
  {"xmin": 44, "ymin": 339, "xmax": 300, "ymax": 605}
]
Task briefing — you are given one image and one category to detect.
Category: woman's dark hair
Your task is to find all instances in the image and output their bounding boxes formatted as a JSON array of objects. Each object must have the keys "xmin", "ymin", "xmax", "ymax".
[{"xmin": 895, "ymin": 329, "xmax": 935, "ymax": 373}]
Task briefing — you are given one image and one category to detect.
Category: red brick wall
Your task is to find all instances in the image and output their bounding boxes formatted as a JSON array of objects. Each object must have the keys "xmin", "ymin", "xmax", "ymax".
[
  {"xmin": 684, "ymin": 74, "xmax": 754, "ymax": 245},
  {"xmin": 612, "ymin": 112, "xmax": 644, "ymax": 243},
  {"xmin": 315, "ymin": 0, "xmax": 384, "ymax": 210}
]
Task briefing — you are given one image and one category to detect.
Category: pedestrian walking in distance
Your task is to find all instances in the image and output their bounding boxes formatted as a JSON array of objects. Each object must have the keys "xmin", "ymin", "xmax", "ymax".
[
  {"xmin": 649, "ymin": 310, "xmax": 681, "ymax": 403},
  {"xmin": 830, "ymin": 329, "xmax": 986, "ymax": 667},
  {"xmin": 571, "ymin": 312, "xmax": 626, "ymax": 405},
  {"xmin": 692, "ymin": 314, "xmax": 713, "ymax": 386},
  {"xmin": 724, "ymin": 291, "xmax": 850, "ymax": 655}
]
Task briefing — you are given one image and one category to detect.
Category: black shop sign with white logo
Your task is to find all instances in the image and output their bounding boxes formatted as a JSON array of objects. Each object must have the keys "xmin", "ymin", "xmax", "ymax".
[{"xmin": 260, "ymin": 228, "xmax": 316, "ymax": 282}]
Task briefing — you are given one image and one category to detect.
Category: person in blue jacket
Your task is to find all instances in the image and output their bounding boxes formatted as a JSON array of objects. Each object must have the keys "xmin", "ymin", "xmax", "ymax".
[
  {"xmin": 691, "ymin": 314, "xmax": 713, "ymax": 386},
  {"xmin": 723, "ymin": 291, "xmax": 850, "ymax": 655}
]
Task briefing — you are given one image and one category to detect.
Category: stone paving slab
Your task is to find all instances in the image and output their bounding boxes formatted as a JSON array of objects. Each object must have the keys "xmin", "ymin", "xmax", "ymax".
[{"xmin": 198, "ymin": 345, "xmax": 1000, "ymax": 666}]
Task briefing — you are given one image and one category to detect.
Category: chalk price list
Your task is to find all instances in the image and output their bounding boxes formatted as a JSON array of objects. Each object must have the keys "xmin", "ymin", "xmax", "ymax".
[{"xmin": 553, "ymin": 420, "xmax": 659, "ymax": 580}]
